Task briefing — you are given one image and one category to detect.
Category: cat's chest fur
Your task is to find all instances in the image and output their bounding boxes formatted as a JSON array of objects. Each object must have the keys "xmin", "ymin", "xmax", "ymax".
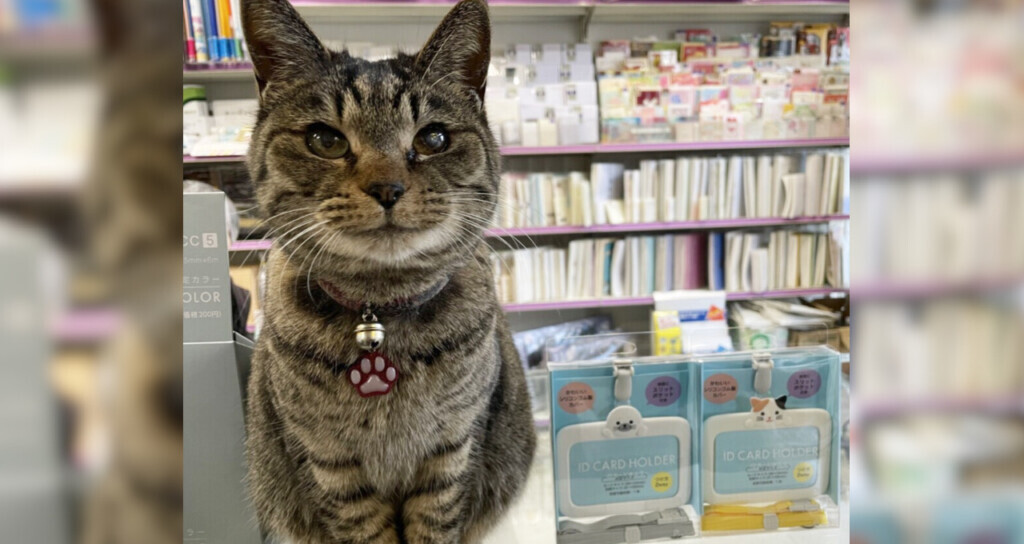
[{"xmin": 260, "ymin": 272, "xmax": 502, "ymax": 496}]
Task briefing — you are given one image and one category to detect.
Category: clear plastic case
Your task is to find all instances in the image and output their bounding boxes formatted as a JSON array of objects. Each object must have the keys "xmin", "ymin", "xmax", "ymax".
[{"xmin": 545, "ymin": 327, "xmax": 842, "ymax": 541}]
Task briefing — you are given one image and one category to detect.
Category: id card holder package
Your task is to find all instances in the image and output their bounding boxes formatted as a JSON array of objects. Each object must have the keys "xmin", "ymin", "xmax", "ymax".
[
  {"xmin": 550, "ymin": 348, "xmax": 700, "ymax": 542},
  {"xmin": 699, "ymin": 346, "xmax": 842, "ymax": 532}
]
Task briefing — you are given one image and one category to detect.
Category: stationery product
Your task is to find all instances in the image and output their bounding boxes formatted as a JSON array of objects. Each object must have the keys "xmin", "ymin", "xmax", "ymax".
[
  {"xmin": 699, "ymin": 346, "xmax": 841, "ymax": 531},
  {"xmin": 550, "ymin": 351, "xmax": 699, "ymax": 541}
]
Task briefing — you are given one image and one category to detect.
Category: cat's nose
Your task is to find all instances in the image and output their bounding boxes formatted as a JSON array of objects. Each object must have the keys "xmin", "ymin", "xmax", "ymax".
[{"xmin": 364, "ymin": 182, "xmax": 405, "ymax": 209}]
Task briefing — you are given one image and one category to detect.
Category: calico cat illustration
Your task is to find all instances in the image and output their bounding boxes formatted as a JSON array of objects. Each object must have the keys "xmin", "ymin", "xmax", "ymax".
[
  {"xmin": 240, "ymin": 1, "xmax": 536, "ymax": 543},
  {"xmin": 749, "ymin": 395, "xmax": 788, "ymax": 424}
]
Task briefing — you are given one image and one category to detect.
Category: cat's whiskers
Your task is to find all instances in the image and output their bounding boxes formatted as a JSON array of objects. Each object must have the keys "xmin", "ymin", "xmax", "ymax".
[
  {"xmin": 277, "ymin": 221, "xmax": 328, "ymax": 274},
  {"xmin": 233, "ymin": 209, "xmax": 318, "ymax": 270}
]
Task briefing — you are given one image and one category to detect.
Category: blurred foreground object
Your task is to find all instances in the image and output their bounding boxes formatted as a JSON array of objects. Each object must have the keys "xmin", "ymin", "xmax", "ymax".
[
  {"xmin": 852, "ymin": 1, "xmax": 1024, "ymax": 543},
  {"xmin": 0, "ymin": 220, "xmax": 70, "ymax": 542},
  {"xmin": 75, "ymin": 0, "xmax": 183, "ymax": 541}
]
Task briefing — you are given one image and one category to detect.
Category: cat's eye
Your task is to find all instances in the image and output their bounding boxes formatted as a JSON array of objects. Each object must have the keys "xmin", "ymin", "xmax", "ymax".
[
  {"xmin": 413, "ymin": 124, "xmax": 450, "ymax": 155},
  {"xmin": 775, "ymin": 411, "xmax": 780, "ymax": 415},
  {"xmin": 760, "ymin": 412, "xmax": 765, "ymax": 416},
  {"xmin": 305, "ymin": 124, "xmax": 350, "ymax": 159}
]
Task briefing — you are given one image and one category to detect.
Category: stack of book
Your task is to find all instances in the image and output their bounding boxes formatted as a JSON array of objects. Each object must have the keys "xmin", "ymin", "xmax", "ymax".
[
  {"xmin": 183, "ymin": 0, "xmax": 248, "ymax": 64},
  {"xmin": 491, "ymin": 226, "xmax": 846, "ymax": 304},
  {"xmin": 495, "ymin": 151, "xmax": 848, "ymax": 228}
]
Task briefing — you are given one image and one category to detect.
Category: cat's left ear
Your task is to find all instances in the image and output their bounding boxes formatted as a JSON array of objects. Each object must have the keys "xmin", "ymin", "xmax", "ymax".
[
  {"xmin": 415, "ymin": 0, "xmax": 491, "ymax": 100},
  {"xmin": 776, "ymin": 395, "xmax": 788, "ymax": 409},
  {"xmin": 242, "ymin": 0, "xmax": 328, "ymax": 98}
]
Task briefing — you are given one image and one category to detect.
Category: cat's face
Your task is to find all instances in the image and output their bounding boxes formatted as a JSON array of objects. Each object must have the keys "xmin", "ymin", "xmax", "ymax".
[
  {"xmin": 242, "ymin": 0, "xmax": 497, "ymax": 270},
  {"xmin": 750, "ymin": 395, "xmax": 787, "ymax": 424}
]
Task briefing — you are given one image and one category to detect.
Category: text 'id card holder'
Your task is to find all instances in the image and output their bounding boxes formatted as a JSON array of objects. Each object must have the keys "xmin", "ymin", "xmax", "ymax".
[
  {"xmin": 556, "ymin": 361, "xmax": 691, "ymax": 517},
  {"xmin": 703, "ymin": 353, "xmax": 832, "ymax": 505}
]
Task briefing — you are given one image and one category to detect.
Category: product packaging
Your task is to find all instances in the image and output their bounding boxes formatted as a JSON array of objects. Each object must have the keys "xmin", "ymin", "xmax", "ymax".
[
  {"xmin": 699, "ymin": 344, "xmax": 842, "ymax": 533},
  {"xmin": 549, "ymin": 332, "xmax": 701, "ymax": 542}
]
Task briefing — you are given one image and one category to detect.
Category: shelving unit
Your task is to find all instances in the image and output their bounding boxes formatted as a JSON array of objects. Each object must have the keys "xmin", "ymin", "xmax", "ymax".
[
  {"xmin": 503, "ymin": 287, "xmax": 848, "ymax": 312},
  {"xmin": 189, "ymin": 0, "xmax": 851, "ymax": 335},
  {"xmin": 184, "ymin": 138, "xmax": 850, "ymax": 165},
  {"xmin": 228, "ymin": 214, "xmax": 849, "ymax": 251},
  {"xmin": 853, "ymin": 276, "xmax": 1024, "ymax": 300}
]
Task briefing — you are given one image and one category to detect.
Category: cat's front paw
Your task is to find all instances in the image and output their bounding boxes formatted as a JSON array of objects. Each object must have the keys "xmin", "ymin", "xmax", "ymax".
[{"xmin": 348, "ymin": 353, "xmax": 397, "ymax": 397}]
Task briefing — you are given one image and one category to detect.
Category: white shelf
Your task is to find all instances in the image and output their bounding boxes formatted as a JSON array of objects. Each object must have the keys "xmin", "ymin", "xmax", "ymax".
[
  {"xmin": 590, "ymin": 2, "xmax": 849, "ymax": 23},
  {"xmin": 294, "ymin": 1, "xmax": 590, "ymax": 23}
]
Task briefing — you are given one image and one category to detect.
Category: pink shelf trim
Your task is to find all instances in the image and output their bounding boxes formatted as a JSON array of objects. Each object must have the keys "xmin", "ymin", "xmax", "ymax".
[
  {"xmin": 230, "ymin": 239, "xmax": 274, "ymax": 251},
  {"xmin": 861, "ymin": 396, "xmax": 1024, "ymax": 419},
  {"xmin": 53, "ymin": 308, "xmax": 121, "ymax": 343},
  {"xmin": 486, "ymin": 214, "xmax": 849, "ymax": 237},
  {"xmin": 501, "ymin": 287, "xmax": 848, "ymax": 312},
  {"xmin": 852, "ymin": 277, "xmax": 1024, "ymax": 300},
  {"xmin": 229, "ymin": 215, "xmax": 849, "ymax": 251},
  {"xmin": 185, "ymin": 138, "xmax": 848, "ymax": 165}
]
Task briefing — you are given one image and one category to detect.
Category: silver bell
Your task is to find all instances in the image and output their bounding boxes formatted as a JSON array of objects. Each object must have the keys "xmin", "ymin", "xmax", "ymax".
[{"xmin": 354, "ymin": 322, "xmax": 385, "ymax": 351}]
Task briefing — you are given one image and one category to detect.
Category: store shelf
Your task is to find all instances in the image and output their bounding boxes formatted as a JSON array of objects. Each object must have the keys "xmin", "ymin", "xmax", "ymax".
[
  {"xmin": 502, "ymin": 287, "xmax": 848, "ymax": 312},
  {"xmin": 590, "ymin": 1, "xmax": 849, "ymax": 23},
  {"xmin": 0, "ymin": 29, "xmax": 96, "ymax": 63},
  {"xmin": 283, "ymin": 0, "xmax": 847, "ymax": 24},
  {"xmin": 501, "ymin": 138, "xmax": 850, "ymax": 155},
  {"xmin": 183, "ymin": 62, "xmax": 254, "ymax": 82},
  {"xmin": 853, "ymin": 276, "xmax": 1024, "ymax": 300},
  {"xmin": 230, "ymin": 215, "xmax": 849, "ymax": 251},
  {"xmin": 487, "ymin": 214, "xmax": 849, "ymax": 237},
  {"xmin": 860, "ymin": 395, "xmax": 1024, "ymax": 420},
  {"xmin": 186, "ymin": 137, "xmax": 848, "ymax": 166},
  {"xmin": 852, "ymin": 150, "xmax": 1024, "ymax": 176},
  {"xmin": 184, "ymin": 155, "xmax": 246, "ymax": 164},
  {"xmin": 293, "ymin": 0, "xmax": 591, "ymax": 23},
  {"xmin": 231, "ymin": 239, "xmax": 274, "ymax": 251},
  {"xmin": 54, "ymin": 308, "xmax": 121, "ymax": 344}
]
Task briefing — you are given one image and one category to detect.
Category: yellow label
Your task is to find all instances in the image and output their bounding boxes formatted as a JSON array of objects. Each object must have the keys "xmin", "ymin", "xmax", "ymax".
[
  {"xmin": 793, "ymin": 462, "xmax": 814, "ymax": 483},
  {"xmin": 651, "ymin": 471, "xmax": 673, "ymax": 493}
]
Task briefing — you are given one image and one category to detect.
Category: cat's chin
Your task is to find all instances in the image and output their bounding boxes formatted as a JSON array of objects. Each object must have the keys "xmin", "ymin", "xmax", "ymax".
[{"xmin": 320, "ymin": 224, "xmax": 454, "ymax": 265}]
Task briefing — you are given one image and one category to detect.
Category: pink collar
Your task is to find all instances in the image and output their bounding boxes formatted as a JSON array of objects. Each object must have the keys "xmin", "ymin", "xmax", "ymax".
[{"xmin": 317, "ymin": 277, "xmax": 449, "ymax": 315}]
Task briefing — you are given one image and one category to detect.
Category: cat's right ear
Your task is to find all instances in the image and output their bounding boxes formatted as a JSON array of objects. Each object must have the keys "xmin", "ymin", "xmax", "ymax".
[{"xmin": 242, "ymin": 0, "xmax": 327, "ymax": 98}]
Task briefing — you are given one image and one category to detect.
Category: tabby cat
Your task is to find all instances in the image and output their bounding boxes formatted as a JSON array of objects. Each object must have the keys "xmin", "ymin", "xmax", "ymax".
[{"xmin": 241, "ymin": 1, "xmax": 536, "ymax": 542}]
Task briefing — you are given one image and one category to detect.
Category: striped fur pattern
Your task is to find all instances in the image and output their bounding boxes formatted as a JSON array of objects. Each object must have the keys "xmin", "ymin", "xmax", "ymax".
[{"xmin": 241, "ymin": 1, "xmax": 536, "ymax": 542}]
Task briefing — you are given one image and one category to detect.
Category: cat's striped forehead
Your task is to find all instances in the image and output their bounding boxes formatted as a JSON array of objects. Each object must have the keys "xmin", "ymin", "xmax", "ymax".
[{"xmin": 258, "ymin": 52, "xmax": 478, "ymax": 154}]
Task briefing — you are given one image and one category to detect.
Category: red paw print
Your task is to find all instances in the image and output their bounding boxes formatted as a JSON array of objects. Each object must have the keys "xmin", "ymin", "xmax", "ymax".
[{"xmin": 347, "ymin": 353, "xmax": 398, "ymax": 397}]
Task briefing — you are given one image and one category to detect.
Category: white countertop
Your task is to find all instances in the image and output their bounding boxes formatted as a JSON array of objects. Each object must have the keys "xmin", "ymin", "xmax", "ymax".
[{"xmin": 485, "ymin": 431, "xmax": 850, "ymax": 544}]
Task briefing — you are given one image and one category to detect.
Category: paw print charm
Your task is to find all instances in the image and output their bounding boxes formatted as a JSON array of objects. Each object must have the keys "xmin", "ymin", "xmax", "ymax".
[{"xmin": 347, "ymin": 352, "xmax": 398, "ymax": 398}]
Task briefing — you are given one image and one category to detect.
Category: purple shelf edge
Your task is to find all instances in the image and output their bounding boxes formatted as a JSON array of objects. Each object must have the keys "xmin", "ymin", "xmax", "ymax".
[
  {"xmin": 290, "ymin": 0, "xmax": 844, "ymax": 6},
  {"xmin": 486, "ymin": 214, "xmax": 849, "ymax": 237},
  {"xmin": 502, "ymin": 287, "xmax": 848, "ymax": 311},
  {"xmin": 184, "ymin": 62, "xmax": 253, "ymax": 71},
  {"xmin": 503, "ymin": 138, "xmax": 849, "ymax": 156},
  {"xmin": 852, "ymin": 151, "xmax": 1024, "ymax": 176},
  {"xmin": 54, "ymin": 308, "xmax": 121, "ymax": 342},
  {"xmin": 861, "ymin": 396, "xmax": 1024, "ymax": 419},
  {"xmin": 231, "ymin": 215, "xmax": 849, "ymax": 251},
  {"xmin": 852, "ymin": 277, "xmax": 1024, "ymax": 300},
  {"xmin": 231, "ymin": 239, "xmax": 274, "ymax": 251},
  {"xmin": 185, "ymin": 138, "xmax": 848, "ymax": 165}
]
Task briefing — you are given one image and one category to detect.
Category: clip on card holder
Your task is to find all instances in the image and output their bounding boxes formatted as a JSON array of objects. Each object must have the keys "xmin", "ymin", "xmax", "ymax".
[
  {"xmin": 556, "ymin": 359, "xmax": 692, "ymax": 517},
  {"xmin": 703, "ymin": 352, "xmax": 832, "ymax": 507}
]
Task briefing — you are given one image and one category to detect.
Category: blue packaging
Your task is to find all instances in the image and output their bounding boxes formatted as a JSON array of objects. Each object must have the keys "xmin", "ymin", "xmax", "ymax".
[
  {"xmin": 550, "ymin": 359, "xmax": 700, "ymax": 521},
  {"xmin": 699, "ymin": 346, "xmax": 841, "ymax": 516}
]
